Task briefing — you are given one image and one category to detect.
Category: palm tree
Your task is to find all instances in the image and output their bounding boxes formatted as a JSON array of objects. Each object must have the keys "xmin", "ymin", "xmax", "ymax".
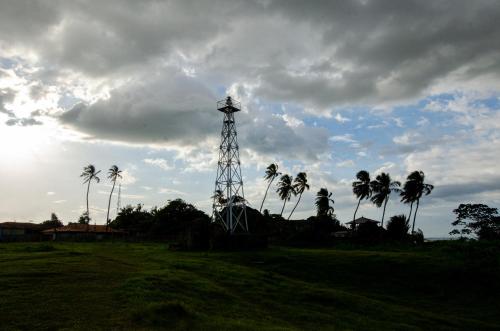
[
  {"xmin": 370, "ymin": 172, "xmax": 400, "ymax": 228},
  {"xmin": 288, "ymin": 172, "xmax": 310, "ymax": 220},
  {"xmin": 352, "ymin": 170, "xmax": 372, "ymax": 221},
  {"xmin": 315, "ymin": 188, "xmax": 334, "ymax": 218},
  {"xmin": 80, "ymin": 164, "xmax": 101, "ymax": 224},
  {"xmin": 259, "ymin": 163, "xmax": 281, "ymax": 213},
  {"xmin": 106, "ymin": 165, "xmax": 122, "ymax": 232},
  {"xmin": 405, "ymin": 171, "xmax": 434, "ymax": 233},
  {"xmin": 276, "ymin": 174, "xmax": 295, "ymax": 217},
  {"xmin": 400, "ymin": 178, "xmax": 417, "ymax": 225}
]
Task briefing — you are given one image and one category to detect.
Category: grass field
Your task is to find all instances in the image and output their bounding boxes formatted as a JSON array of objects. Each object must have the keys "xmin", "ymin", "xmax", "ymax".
[{"xmin": 0, "ymin": 241, "xmax": 499, "ymax": 330}]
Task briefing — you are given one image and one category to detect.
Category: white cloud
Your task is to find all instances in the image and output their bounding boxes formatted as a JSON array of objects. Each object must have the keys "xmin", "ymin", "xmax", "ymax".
[
  {"xmin": 334, "ymin": 113, "xmax": 350, "ymax": 123},
  {"xmin": 143, "ymin": 158, "xmax": 174, "ymax": 171},
  {"xmin": 120, "ymin": 169, "xmax": 137, "ymax": 185},
  {"xmin": 337, "ymin": 160, "xmax": 355, "ymax": 168},
  {"xmin": 393, "ymin": 132, "xmax": 420, "ymax": 145},
  {"xmin": 158, "ymin": 188, "xmax": 187, "ymax": 196},
  {"xmin": 329, "ymin": 134, "xmax": 356, "ymax": 143}
]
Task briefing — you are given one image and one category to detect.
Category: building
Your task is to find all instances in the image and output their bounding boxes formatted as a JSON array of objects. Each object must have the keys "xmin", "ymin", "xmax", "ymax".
[
  {"xmin": 42, "ymin": 224, "xmax": 125, "ymax": 241},
  {"xmin": 0, "ymin": 222, "xmax": 44, "ymax": 241},
  {"xmin": 345, "ymin": 216, "xmax": 380, "ymax": 230}
]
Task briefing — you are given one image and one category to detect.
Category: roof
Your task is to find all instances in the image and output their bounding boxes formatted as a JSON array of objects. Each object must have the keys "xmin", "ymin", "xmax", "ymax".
[
  {"xmin": 41, "ymin": 224, "xmax": 124, "ymax": 234},
  {"xmin": 345, "ymin": 216, "xmax": 380, "ymax": 225},
  {"xmin": 0, "ymin": 222, "xmax": 43, "ymax": 230}
]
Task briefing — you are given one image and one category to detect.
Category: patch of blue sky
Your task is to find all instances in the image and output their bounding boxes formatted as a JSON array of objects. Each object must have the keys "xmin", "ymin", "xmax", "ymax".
[
  {"xmin": 214, "ymin": 85, "xmax": 228, "ymax": 99},
  {"xmin": 0, "ymin": 57, "xmax": 17, "ymax": 69},
  {"xmin": 58, "ymin": 94, "xmax": 83, "ymax": 110},
  {"xmin": 471, "ymin": 95, "xmax": 500, "ymax": 110}
]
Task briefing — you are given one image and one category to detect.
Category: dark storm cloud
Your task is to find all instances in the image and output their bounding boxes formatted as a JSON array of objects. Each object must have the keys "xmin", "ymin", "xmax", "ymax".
[
  {"xmin": 59, "ymin": 70, "xmax": 218, "ymax": 146},
  {"xmin": 432, "ymin": 179, "xmax": 500, "ymax": 200},
  {"xmin": 255, "ymin": 0, "xmax": 500, "ymax": 106},
  {"xmin": 2, "ymin": 0, "xmax": 500, "ymax": 107}
]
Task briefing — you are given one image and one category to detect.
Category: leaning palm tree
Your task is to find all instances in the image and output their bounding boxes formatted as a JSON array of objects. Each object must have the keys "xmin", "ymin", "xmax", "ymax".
[
  {"xmin": 80, "ymin": 164, "xmax": 101, "ymax": 225},
  {"xmin": 400, "ymin": 178, "xmax": 418, "ymax": 225},
  {"xmin": 315, "ymin": 188, "xmax": 334, "ymax": 218},
  {"xmin": 259, "ymin": 163, "xmax": 281, "ymax": 213},
  {"xmin": 405, "ymin": 171, "xmax": 434, "ymax": 233},
  {"xmin": 105, "ymin": 165, "xmax": 122, "ymax": 232},
  {"xmin": 288, "ymin": 172, "xmax": 310, "ymax": 220},
  {"xmin": 370, "ymin": 172, "xmax": 400, "ymax": 228},
  {"xmin": 352, "ymin": 170, "xmax": 372, "ymax": 221},
  {"xmin": 276, "ymin": 174, "xmax": 294, "ymax": 217}
]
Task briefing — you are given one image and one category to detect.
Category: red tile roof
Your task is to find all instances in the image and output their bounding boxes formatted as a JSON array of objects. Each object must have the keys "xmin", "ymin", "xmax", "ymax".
[
  {"xmin": 41, "ymin": 224, "xmax": 124, "ymax": 234},
  {"xmin": 0, "ymin": 222, "xmax": 43, "ymax": 230}
]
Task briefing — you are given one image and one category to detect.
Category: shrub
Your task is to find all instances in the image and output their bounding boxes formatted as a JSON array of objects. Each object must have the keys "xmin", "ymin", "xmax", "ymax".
[
  {"xmin": 386, "ymin": 214, "xmax": 410, "ymax": 241},
  {"xmin": 356, "ymin": 221, "xmax": 382, "ymax": 244}
]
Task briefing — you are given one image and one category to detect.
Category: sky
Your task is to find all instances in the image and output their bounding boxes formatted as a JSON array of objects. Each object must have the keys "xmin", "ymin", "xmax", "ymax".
[{"xmin": 1, "ymin": 0, "xmax": 499, "ymax": 237}]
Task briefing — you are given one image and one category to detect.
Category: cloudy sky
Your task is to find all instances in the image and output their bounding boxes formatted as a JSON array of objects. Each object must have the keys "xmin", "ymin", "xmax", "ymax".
[{"xmin": 1, "ymin": 0, "xmax": 499, "ymax": 236}]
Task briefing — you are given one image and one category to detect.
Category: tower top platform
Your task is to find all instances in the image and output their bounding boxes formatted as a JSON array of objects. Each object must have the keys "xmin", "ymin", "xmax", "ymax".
[{"xmin": 217, "ymin": 96, "xmax": 241, "ymax": 113}]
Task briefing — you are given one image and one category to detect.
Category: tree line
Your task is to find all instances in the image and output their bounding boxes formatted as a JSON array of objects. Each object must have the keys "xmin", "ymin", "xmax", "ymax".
[{"xmin": 259, "ymin": 163, "xmax": 434, "ymax": 233}]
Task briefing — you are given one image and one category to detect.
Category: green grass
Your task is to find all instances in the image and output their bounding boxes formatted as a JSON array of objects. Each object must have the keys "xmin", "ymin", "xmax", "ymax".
[{"xmin": 0, "ymin": 241, "xmax": 499, "ymax": 330}]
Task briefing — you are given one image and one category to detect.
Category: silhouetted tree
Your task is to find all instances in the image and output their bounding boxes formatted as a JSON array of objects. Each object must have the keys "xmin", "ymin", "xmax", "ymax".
[
  {"xmin": 352, "ymin": 170, "xmax": 372, "ymax": 222},
  {"xmin": 405, "ymin": 171, "xmax": 434, "ymax": 233},
  {"xmin": 212, "ymin": 189, "xmax": 227, "ymax": 206},
  {"xmin": 106, "ymin": 165, "xmax": 122, "ymax": 232},
  {"xmin": 277, "ymin": 174, "xmax": 294, "ymax": 217},
  {"xmin": 370, "ymin": 172, "xmax": 400, "ymax": 228},
  {"xmin": 288, "ymin": 172, "xmax": 310, "ymax": 220},
  {"xmin": 260, "ymin": 163, "xmax": 281, "ymax": 213},
  {"xmin": 386, "ymin": 214, "xmax": 410, "ymax": 241},
  {"xmin": 451, "ymin": 203, "xmax": 499, "ymax": 240},
  {"xmin": 77, "ymin": 211, "xmax": 90, "ymax": 225},
  {"xmin": 400, "ymin": 178, "xmax": 417, "ymax": 225},
  {"xmin": 42, "ymin": 212, "xmax": 63, "ymax": 228},
  {"xmin": 80, "ymin": 164, "xmax": 101, "ymax": 224},
  {"xmin": 315, "ymin": 188, "xmax": 334, "ymax": 218},
  {"xmin": 111, "ymin": 204, "xmax": 153, "ymax": 235},
  {"xmin": 150, "ymin": 199, "xmax": 210, "ymax": 238}
]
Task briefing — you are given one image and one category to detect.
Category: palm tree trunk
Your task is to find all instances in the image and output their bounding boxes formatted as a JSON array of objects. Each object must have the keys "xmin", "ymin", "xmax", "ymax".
[
  {"xmin": 353, "ymin": 198, "xmax": 361, "ymax": 221},
  {"xmin": 288, "ymin": 193, "xmax": 303, "ymax": 220},
  {"xmin": 86, "ymin": 179, "xmax": 91, "ymax": 232},
  {"xmin": 381, "ymin": 198, "xmax": 388, "ymax": 228},
  {"xmin": 412, "ymin": 199, "xmax": 420, "ymax": 234},
  {"xmin": 407, "ymin": 201, "xmax": 414, "ymax": 223},
  {"xmin": 259, "ymin": 178, "xmax": 274, "ymax": 213},
  {"xmin": 280, "ymin": 199, "xmax": 287, "ymax": 217},
  {"xmin": 106, "ymin": 180, "xmax": 116, "ymax": 232}
]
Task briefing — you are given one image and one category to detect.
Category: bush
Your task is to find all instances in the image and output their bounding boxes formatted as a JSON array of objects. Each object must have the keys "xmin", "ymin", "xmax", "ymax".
[
  {"xmin": 411, "ymin": 229, "xmax": 425, "ymax": 245},
  {"xmin": 386, "ymin": 214, "xmax": 410, "ymax": 241},
  {"xmin": 150, "ymin": 199, "xmax": 209, "ymax": 238},
  {"xmin": 355, "ymin": 222, "xmax": 382, "ymax": 244}
]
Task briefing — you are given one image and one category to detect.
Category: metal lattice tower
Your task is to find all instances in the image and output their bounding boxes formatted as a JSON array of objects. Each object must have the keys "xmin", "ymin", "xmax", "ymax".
[{"xmin": 212, "ymin": 96, "xmax": 248, "ymax": 234}]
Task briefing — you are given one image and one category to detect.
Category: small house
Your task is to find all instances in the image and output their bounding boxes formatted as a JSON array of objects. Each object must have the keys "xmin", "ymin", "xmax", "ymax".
[
  {"xmin": 42, "ymin": 224, "xmax": 125, "ymax": 241},
  {"xmin": 0, "ymin": 222, "xmax": 44, "ymax": 241},
  {"xmin": 345, "ymin": 216, "xmax": 380, "ymax": 230}
]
